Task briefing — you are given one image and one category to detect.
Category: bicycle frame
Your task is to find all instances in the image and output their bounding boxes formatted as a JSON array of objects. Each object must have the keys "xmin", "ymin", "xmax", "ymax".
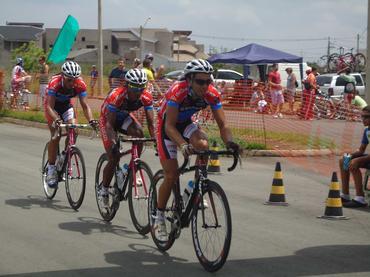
[
  {"xmin": 55, "ymin": 124, "xmax": 89, "ymax": 177},
  {"xmin": 116, "ymin": 136, "xmax": 155, "ymax": 200}
]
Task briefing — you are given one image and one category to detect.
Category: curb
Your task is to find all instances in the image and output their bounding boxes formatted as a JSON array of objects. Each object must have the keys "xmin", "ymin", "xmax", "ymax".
[{"xmin": 1, "ymin": 117, "xmax": 337, "ymax": 157}]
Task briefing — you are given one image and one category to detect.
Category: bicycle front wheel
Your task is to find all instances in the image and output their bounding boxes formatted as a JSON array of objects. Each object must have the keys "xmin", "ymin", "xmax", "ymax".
[
  {"xmin": 128, "ymin": 161, "xmax": 153, "ymax": 235},
  {"xmin": 191, "ymin": 180, "xmax": 232, "ymax": 272},
  {"xmin": 148, "ymin": 170, "xmax": 177, "ymax": 251},
  {"xmin": 65, "ymin": 147, "xmax": 86, "ymax": 210},
  {"xmin": 94, "ymin": 153, "xmax": 120, "ymax": 222},
  {"xmin": 41, "ymin": 142, "xmax": 58, "ymax": 199}
]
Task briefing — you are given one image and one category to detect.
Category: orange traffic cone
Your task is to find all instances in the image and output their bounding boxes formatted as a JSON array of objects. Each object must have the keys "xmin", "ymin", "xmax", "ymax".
[
  {"xmin": 318, "ymin": 172, "xmax": 349, "ymax": 220},
  {"xmin": 208, "ymin": 141, "xmax": 221, "ymax": 174},
  {"xmin": 265, "ymin": 162, "xmax": 288, "ymax": 206}
]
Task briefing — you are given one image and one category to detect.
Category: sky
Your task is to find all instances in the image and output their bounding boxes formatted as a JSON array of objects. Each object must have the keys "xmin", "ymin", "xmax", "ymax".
[{"xmin": 0, "ymin": 0, "xmax": 368, "ymax": 62}]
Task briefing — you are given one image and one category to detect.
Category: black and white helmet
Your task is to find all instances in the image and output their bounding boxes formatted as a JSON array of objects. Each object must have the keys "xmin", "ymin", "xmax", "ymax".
[
  {"xmin": 61, "ymin": 61, "xmax": 81, "ymax": 78},
  {"xmin": 184, "ymin": 59, "xmax": 213, "ymax": 75},
  {"xmin": 125, "ymin": 69, "xmax": 148, "ymax": 86}
]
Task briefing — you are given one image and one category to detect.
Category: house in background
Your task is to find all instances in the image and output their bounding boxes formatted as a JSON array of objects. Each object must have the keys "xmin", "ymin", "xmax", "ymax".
[
  {"xmin": 0, "ymin": 22, "xmax": 44, "ymax": 67},
  {"xmin": 0, "ymin": 21, "xmax": 208, "ymax": 70}
]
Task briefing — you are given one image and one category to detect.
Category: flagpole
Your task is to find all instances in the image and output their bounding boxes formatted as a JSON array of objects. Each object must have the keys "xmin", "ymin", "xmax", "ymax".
[{"xmin": 98, "ymin": 0, "xmax": 103, "ymax": 96}]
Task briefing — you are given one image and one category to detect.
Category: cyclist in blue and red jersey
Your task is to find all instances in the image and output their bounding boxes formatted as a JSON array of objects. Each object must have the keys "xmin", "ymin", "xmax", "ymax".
[
  {"xmin": 98, "ymin": 69, "xmax": 155, "ymax": 207},
  {"xmin": 154, "ymin": 59, "xmax": 240, "ymax": 241},
  {"xmin": 44, "ymin": 61, "xmax": 97, "ymax": 188}
]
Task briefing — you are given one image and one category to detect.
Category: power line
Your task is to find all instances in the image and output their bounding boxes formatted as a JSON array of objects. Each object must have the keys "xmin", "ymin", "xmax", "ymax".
[{"xmin": 191, "ymin": 34, "xmax": 357, "ymax": 42}]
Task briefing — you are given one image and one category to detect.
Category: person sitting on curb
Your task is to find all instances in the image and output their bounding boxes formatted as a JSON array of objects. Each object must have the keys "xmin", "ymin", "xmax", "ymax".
[{"xmin": 339, "ymin": 105, "xmax": 370, "ymax": 208}]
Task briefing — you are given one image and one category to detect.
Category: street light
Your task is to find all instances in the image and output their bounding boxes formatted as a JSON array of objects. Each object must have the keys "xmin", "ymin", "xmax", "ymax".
[{"xmin": 139, "ymin": 16, "xmax": 151, "ymax": 60}]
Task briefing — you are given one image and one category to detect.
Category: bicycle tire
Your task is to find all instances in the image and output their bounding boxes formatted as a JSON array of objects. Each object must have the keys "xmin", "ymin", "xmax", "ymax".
[
  {"xmin": 191, "ymin": 180, "xmax": 232, "ymax": 272},
  {"xmin": 65, "ymin": 146, "xmax": 86, "ymax": 210},
  {"xmin": 94, "ymin": 153, "xmax": 120, "ymax": 221},
  {"xmin": 41, "ymin": 142, "xmax": 58, "ymax": 199},
  {"xmin": 148, "ymin": 170, "xmax": 177, "ymax": 251},
  {"xmin": 128, "ymin": 160, "xmax": 153, "ymax": 235}
]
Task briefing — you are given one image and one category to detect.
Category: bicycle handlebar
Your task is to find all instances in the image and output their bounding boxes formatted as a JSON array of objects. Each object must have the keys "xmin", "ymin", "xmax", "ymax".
[
  {"xmin": 52, "ymin": 123, "xmax": 95, "ymax": 140},
  {"xmin": 179, "ymin": 149, "xmax": 240, "ymax": 173},
  {"xmin": 117, "ymin": 135, "xmax": 156, "ymax": 143}
]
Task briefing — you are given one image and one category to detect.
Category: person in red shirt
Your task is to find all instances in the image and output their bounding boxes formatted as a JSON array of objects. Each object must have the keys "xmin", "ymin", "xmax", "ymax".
[
  {"xmin": 268, "ymin": 64, "xmax": 284, "ymax": 118},
  {"xmin": 301, "ymin": 67, "xmax": 319, "ymax": 120},
  {"xmin": 44, "ymin": 61, "xmax": 97, "ymax": 188},
  {"xmin": 98, "ymin": 69, "xmax": 155, "ymax": 208}
]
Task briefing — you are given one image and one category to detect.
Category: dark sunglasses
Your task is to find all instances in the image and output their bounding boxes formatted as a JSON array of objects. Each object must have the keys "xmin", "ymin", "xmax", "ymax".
[
  {"xmin": 194, "ymin": 78, "xmax": 212, "ymax": 86},
  {"xmin": 128, "ymin": 84, "xmax": 145, "ymax": 93}
]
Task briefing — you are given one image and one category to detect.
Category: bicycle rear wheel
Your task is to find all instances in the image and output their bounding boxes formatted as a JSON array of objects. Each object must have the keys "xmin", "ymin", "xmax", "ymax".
[
  {"xmin": 191, "ymin": 180, "xmax": 232, "ymax": 272},
  {"xmin": 94, "ymin": 153, "xmax": 120, "ymax": 221},
  {"xmin": 65, "ymin": 147, "xmax": 86, "ymax": 210},
  {"xmin": 148, "ymin": 170, "xmax": 177, "ymax": 251},
  {"xmin": 41, "ymin": 142, "xmax": 58, "ymax": 199},
  {"xmin": 128, "ymin": 161, "xmax": 153, "ymax": 235}
]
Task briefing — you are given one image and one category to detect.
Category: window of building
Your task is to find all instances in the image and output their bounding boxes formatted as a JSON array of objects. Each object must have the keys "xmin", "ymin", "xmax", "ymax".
[
  {"xmin": 104, "ymin": 45, "xmax": 108, "ymax": 50},
  {"xmin": 82, "ymin": 37, "xmax": 86, "ymax": 42},
  {"xmin": 86, "ymin": 45, "xmax": 95, "ymax": 49}
]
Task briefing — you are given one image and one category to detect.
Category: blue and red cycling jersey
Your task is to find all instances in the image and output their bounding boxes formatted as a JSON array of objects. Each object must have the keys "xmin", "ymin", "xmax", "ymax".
[
  {"xmin": 46, "ymin": 74, "xmax": 87, "ymax": 108},
  {"xmin": 157, "ymin": 80, "xmax": 222, "ymax": 123}
]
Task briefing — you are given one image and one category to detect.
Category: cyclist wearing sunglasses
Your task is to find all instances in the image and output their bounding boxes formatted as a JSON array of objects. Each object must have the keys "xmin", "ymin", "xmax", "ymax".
[
  {"xmin": 44, "ymin": 61, "xmax": 97, "ymax": 188},
  {"xmin": 98, "ymin": 69, "xmax": 155, "ymax": 207},
  {"xmin": 154, "ymin": 59, "xmax": 240, "ymax": 241}
]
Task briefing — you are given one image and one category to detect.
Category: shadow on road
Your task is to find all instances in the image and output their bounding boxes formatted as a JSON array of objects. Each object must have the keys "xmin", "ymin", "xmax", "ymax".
[
  {"xmin": 4, "ymin": 195, "xmax": 73, "ymax": 212},
  {"xmin": 58, "ymin": 216, "xmax": 147, "ymax": 240},
  {"xmin": 3, "ymin": 244, "xmax": 370, "ymax": 276}
]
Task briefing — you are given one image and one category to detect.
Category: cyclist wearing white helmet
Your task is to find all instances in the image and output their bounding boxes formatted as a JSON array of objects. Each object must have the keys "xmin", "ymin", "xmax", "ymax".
[
  {"xmin": 44, "ymin": 60, "xmax": 97, "ymax": 188},
  {"xmin": 98, "ymin": 68, "xmax": 155, "ymax": 207},
  {"xmin": 153, "ymin": 59, "xmax": 240, "ymax": 241},
  {"xmin": 10, "ymin": 57, "xmax": 32, "ymax": 109}
]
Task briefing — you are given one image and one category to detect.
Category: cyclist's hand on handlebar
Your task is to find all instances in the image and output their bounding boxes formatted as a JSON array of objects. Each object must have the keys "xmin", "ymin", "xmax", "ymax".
[
  {"xmin": 89, "ymin": 119, "xmax": 99, "ymax": 131},
  {"xmin": 181, "ymin": 143, "xmax": 194, "ymax": 157},
  {"xmin": 226, "ymin": 141, "xmax": 241, "ymax": 154},
  {"xmin": 52, "ymin": 118, "xmax": 62, "ymax": 129}
]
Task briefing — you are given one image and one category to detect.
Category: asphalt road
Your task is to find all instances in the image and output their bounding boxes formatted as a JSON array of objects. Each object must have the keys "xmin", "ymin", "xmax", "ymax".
[{"xmin": 1, "ymin": 123, "xmax": 370, "ymax": 277}]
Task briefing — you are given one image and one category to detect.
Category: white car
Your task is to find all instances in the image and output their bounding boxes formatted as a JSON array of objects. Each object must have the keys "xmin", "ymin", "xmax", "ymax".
[
  {"xmin": 212, "ymin": 69, "xmax": 244, "ymax": 85},
  {"xmin": 316, "ymin": 73, "xmax": 365, "ymax": 98}
]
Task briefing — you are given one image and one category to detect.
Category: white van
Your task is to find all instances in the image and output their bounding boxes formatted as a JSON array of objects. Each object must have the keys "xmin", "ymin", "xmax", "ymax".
[{"xmin": 248, "ymin": 63, "xmax": 310, "ymax": 88}]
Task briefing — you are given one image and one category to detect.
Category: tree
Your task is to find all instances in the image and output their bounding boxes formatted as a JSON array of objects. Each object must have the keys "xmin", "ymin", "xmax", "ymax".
[{"xmin": 11, "ymin": 41, "xmax": 49, "ymax": 71}]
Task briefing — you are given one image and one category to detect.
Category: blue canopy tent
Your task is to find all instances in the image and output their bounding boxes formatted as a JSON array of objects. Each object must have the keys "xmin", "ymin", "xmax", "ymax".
[{"xmin": 208, "ymin": 43, "xmax": 303, "ymax": 81}]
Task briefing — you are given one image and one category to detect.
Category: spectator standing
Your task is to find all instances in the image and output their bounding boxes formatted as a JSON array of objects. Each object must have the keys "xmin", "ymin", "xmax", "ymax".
[
  {"xmin": 268, "ymin": 64, "xmax": 284, "ymax": 118},
  {"xmin": 109, "ymin": 58, "xmax": 127, "ymax": 90},
  {"xmin": 132, "ymin": 58, "xmax": 141, "ymax": 69},
  {"xmin": 143, "ymin": 58, "xmax": 162, "ymax": 97},
  {"xmin": 301, "ymin": 67, "xmax": 318, "ymax": 120},
  {"xmin": 338, "ymin": 105, "xmax": 370, "ymax": 208},
  {"xmin": 37, "ymin": 56, "xmax": 49, "ymax": 110},
  {"xmin": 285, "ymin": 67, "xmax": 297, "ymax": 114},
  {"xmin": 89, "ymin": 65, "xmax": 98, "ymax": 96},
  {"xmin": 145, "ymin": 53, "xmax": 156, "ymax": 76}
]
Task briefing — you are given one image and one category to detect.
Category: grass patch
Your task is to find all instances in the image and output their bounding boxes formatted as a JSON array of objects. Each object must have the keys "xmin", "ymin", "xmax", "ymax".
[{"xmin": 0, "ymin": 109, "xmax": 336, "ymax": 150}]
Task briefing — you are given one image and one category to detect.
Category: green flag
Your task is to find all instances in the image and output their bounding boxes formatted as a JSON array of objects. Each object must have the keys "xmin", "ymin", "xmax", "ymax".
[{"xmin": 47, "ymin": 15, "xmax": 79, "ymax": 64}]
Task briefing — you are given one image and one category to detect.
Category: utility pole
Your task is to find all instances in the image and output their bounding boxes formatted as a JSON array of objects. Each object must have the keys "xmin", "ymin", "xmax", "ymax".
[
  {"xmin": 326, "ymin": 36, "xmax": 331, "ymax": 72},
  {"xmin": 97, "ymin": 0, "xmax": 103, "ymax": 96},
  {"xmin": 139, "ymin": 17, "xmax": 151, "ymax": 60},
  {"xmin": 357, "ymin": 33, "xmax": 360, "ymax": 54}
]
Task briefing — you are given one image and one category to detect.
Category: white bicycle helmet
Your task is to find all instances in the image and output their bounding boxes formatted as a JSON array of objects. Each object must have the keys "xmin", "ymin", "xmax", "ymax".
[
  {"xmin": 61, "ymin": 61, "xmax": 81, "ymax": 78},
  {"xmin": 16, "ymin": 57, "xmax": 23, "ymax": 66},
  {"xmin": 125, "ymin": 69, "xmax": 148, "ymax": 86},
  {"xmin": 184, "ymin": 59, "xmax": 213, "ymax": 75}
]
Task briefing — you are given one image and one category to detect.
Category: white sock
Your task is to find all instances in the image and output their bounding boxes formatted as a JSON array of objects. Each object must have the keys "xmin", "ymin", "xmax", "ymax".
[
  {"xmin": 354, "ymin": 196, "xmax": 366, "ymax": 204},
  {"xmin": 156, "ymin": 209, "xmax": 165, "ymax": 220},
  {"xmin": 340, "ymin": 193, "xmax": 350, "ymax": 200},
  {"xmin": 48, "ymin": 164, "xmax": 56, "ymax": 173}
]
